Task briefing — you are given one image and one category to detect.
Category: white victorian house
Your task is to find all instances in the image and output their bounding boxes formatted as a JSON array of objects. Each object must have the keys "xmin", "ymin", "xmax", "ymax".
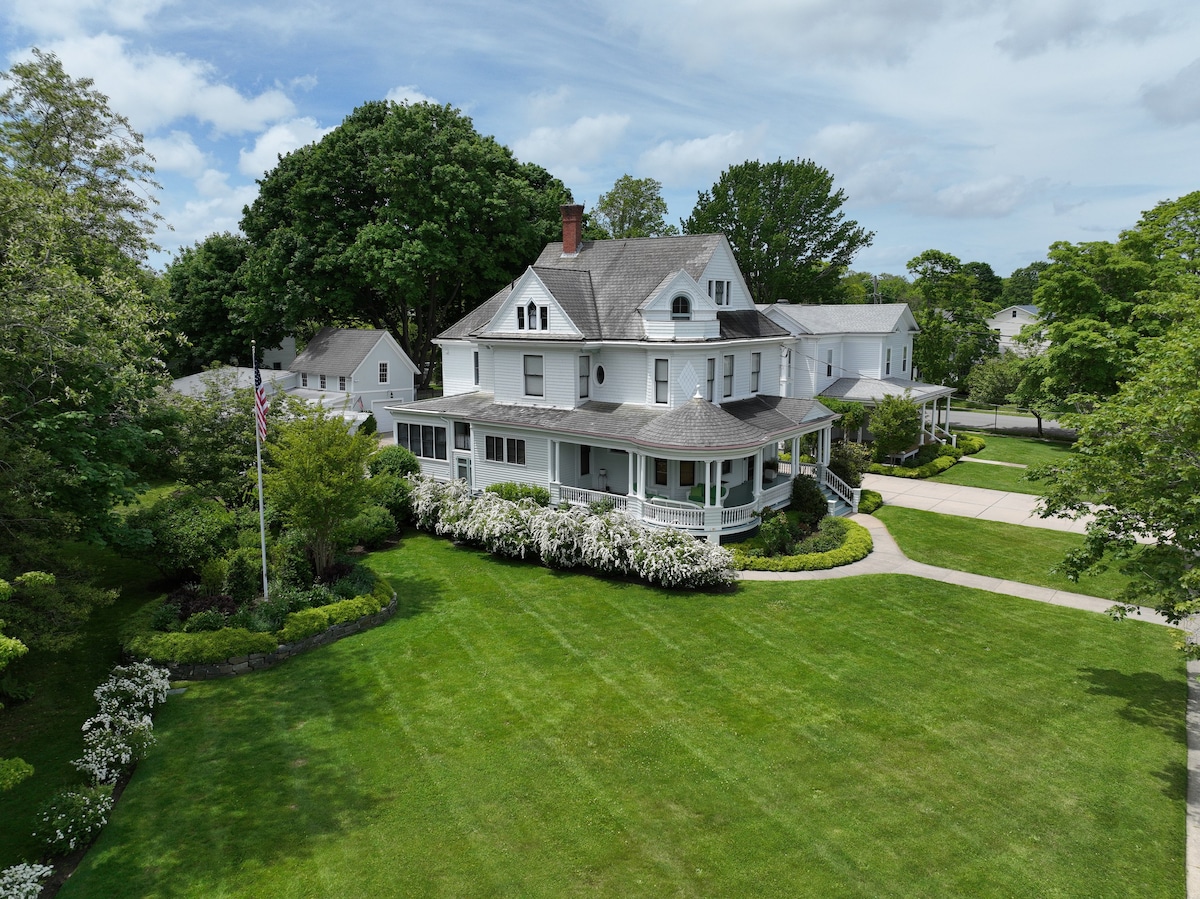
[{"xmin": 388, "ymin": 206, "xmax": 946, "ymax": 542}]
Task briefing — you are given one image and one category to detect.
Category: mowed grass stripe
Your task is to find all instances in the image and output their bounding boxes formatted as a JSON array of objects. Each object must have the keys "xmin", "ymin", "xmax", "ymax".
[{"xmin": 61, "ymin": 533, "xmax": 1184, "ymax": 898}]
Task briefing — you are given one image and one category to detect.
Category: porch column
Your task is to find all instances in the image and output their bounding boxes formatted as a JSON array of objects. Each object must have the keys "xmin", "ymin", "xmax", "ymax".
[
  {"xmin": 628, "ymin": 451, "xmax": 635, "ymax": 498},
  {"xmin": 635, "ymin": 453, "xmax": 645, "ymax": 499},
  {"xmin": 753, "ymin": 448, "xmax": 763, "ymax": 501},
  {"xmin": 550, "ymin": 439, "xmax": 558, "ymax": 484}
]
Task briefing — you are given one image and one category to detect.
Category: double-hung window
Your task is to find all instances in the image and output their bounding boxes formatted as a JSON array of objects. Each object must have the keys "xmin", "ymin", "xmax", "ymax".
[
  {"xmin": 751, "ymin": 352, "xmax": 761, "ymax": 393},
  {"xmin": 708, "ymin": 279, "xmax": 731, "ymax": 305},
  {"xmin": 473, "ymin": 351, "xmax": 480, "ymax": 386},
  {"xmin": 706, "ymin": 358, "xmax": 715, "ymax": 401},
  {"xmin": 825, "ymin": 349, "xmax": 834, "ymax": 378},
  {"xmin": 300, "ymin": 373, "xmax": 308, "ymax": 388},
  {"xmin": 723, "ymin": 355, "xmax": 734, "ymax": 398},
  {"xmin": 454, "ymin": 422, "xmax": 471, "ymax": 450},
  {"xmin": 338, "ymin": 375, "xmax": 347, "ymax": 391},
  {"xmin": 654, "ymin": 358, "xmax": 669, "ymax": 404},
  {"xmin": 378, "ymin": 362, "xmax": 388, "ymax": 384},
  {"xmin": 484, "ymin": 435, "xmax": 526, "ymax": 465},
  {"xmin": 885, "ymin": 348, "xmax": 892, "ymax": 376},
  {"xmin": 902, "ymin": 345, "xmax": 908, "ymax": 372},
  {"xmin": 319, "ymin": 374, "xmax": 327, "ymax": 390},
  {"xmin": 524, "ymin": 355, "xmax": 544, "ymax": 397},
  {"xmin": 578, "ymin": 355, "xmax": 590, "ymax": 398}
]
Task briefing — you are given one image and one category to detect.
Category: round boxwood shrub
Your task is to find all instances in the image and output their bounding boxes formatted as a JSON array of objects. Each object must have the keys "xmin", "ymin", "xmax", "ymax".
[
  {"xmin": 341, "ymin": 505, "xmax": 396, "ymax": 549},
  {"xmin": 368, "ymin": 445, "xmax": 420, "ymax": 478},
  {"xmin": 857, "ymin": 489, "xmax": 883, "ymax": 514}
]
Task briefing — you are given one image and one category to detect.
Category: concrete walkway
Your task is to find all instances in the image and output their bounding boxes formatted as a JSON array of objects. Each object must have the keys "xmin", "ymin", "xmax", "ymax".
[{"xmin": 861, "ymin": 472, "xmax": 1093, "ymax": 534}]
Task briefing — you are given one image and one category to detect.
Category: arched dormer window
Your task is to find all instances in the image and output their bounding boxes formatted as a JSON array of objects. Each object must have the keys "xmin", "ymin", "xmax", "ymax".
[
  {"xmin": 527, "ymin": 301, "xmax": 538, "ymax": 330},
  {"xmin": 671, "ymin": 295, "xmax": 691, "ymax": 320}
]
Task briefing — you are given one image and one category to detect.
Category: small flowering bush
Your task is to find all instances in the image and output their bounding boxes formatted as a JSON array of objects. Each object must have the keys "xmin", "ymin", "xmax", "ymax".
[
  {"xmin": 72, "ymin": 662, "xmax": 171, "ymax": 785},
  {"xmin": 0, "ymin": 862, "xmax": 54, "ymax": 899},
  {"xmin": 410, "ymin": 476, "xmax": 735, "ymax": 589},
  {"xmin": 459, "ymin": 492, "xmax": 538, "ymax": 558},
  {"xmin": 33, "ymin": 785, "xmax": 114, "ymax": 857}
]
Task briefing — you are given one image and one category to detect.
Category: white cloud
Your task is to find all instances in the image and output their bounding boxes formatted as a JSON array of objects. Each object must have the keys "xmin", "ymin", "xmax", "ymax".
[
  {"xmin": 144, "ymin": 130, "xmax": 208, "ymax": 177},
  {"xmin": 1142, "ymin": 57, "xmax": 1200, "ymax": 124},
  {"xmin": 639, "ymin": 130, "xmax": 758, "ymax": 186},
  {"xmin": 930, "ymin": 175, "xmax": 1036, "ymax": 218},
  {"xmin": 512, "ymin": 114, "xmax": 631, "ymax": 174},
  {"xmin": 40, "ymin": 34, "xmax": 295, "ymax": 133},
  {"xmin": 10, "ymin": 0, "xmax": 175, "ymax": 36},
  {"xmin": 386, "ymin": 84, "xmax": 437, "ymax": 105},
  {"xmin": 238, "ymin": 117, "xmax": 333, "ymax": 177},
  {"xmin": 995, "ymin": 0, "xmax": 1164, "ymax": 58}
]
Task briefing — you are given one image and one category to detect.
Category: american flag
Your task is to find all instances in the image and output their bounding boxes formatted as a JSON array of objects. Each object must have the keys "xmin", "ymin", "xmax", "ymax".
[{"xmin": 253, "ymin": 361, "xmax": 269, "ymax": 442}]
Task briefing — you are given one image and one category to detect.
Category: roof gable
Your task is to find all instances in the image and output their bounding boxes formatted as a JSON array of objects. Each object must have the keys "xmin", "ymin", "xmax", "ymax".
[
  {"xmin": 290, "ymin": 328, "xmax": 418, "ymax": 377},
  {"xmin": 480, "ymin": 268, "xmax": 587, "ymax": 338}
]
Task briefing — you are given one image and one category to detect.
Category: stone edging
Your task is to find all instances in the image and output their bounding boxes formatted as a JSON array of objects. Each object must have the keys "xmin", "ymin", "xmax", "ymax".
[{"xmin": 164, "ymin": 594, "xmax": 398, "ymax": 681}]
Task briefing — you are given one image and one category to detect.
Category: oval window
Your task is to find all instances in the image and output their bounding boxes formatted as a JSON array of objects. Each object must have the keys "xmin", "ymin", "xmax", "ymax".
[{"xmin": 595, "ymin": 365, "xmax": 606, "ymax": 385}]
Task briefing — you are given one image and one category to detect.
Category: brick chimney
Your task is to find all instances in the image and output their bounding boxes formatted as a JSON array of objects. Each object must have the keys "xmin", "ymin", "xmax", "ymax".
[{"xmin": 560, "ymin": 204, "xmax": 584, "ymax": 255}]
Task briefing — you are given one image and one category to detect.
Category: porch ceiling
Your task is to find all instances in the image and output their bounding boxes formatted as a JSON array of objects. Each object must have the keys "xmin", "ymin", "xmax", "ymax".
[{"xmin": 388, "ymin": 392, "xmax": 836, "ymax": 453}]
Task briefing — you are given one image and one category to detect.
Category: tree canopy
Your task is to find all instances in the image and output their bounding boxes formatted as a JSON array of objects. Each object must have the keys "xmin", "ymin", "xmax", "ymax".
[
  {"xmin": 165, "ymin": 232, "xmax": 255, "ymax": 374},
  {"xmin": 905, "ymin": 250, "xmax": 998, "ymax": 388},
  {"xmin": 591, "ymin": 175, "xmax": 677, "ymax": 239},
  {"xmin": 239, "ymin": 101, "xmax": 572, "ymax": 385},
  {"xmin": 683, "ymin": 158, "xmax": 873, "ymax": 304}
]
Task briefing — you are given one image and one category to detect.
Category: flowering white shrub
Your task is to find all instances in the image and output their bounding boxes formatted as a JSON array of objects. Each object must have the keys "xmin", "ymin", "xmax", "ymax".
[
  {"xmin": 531, "ymin": 506, "xmax": 590, "ymax": 569},
  {"xmin": 579, "ymin": 511, "xmax": 638, "ymax": 575},
  {"xmin": 412, "ymin": 480, "xmax": 736, "ymax": 589},
  {"xmin": 410, "ymin": 476, "xmax": 449, "ymax": 530},
  {"xmin": 71, "ymin": 662, "xmax": 170, "ymax": 785},
  {"xmin": 0, "ymin": 863, "xmax": 54, "ymax": 899},
  {"xmin": 33, "ymin": 786, "xmax": 113, "ymax": 857},
  {"xmin": 433, "ymin": 479, "xmax": 475, "ymax": 541},
  {"xmin": 460, "ymin": 493, "xmax": 537, "ymax": 558}
]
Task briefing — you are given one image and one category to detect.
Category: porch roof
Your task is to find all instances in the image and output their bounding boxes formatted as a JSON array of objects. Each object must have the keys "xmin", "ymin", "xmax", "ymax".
[
  {"xmin": 820, "ymin": 376, "xmax": 955, "ymax": 405},
  {"xmin": 389, "ymin": 392, "xmax": 836, "ymax": 453}
]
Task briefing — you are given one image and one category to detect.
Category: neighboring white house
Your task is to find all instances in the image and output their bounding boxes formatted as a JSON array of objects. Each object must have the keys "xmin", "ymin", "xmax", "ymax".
[
  {"xmin": 985, "ymin": 304, "xmax": 1045, "ymax": 354},
  {"xmin": 762, "ymin": 302, "xmax": 956, "ymax": 447},
  {"xmin": 172, "ymin": 328, "xmax": 418, "ymax": 432},
  {"xmin": 387, "ymin": 206, "xmax": 952, "ymax": 541}
]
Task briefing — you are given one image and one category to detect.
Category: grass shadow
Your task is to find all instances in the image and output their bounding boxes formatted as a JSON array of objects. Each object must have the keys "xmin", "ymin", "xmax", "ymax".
[{"xmin": 1078, "ymin": 667, "xmax": 1187, "ymax": 745}]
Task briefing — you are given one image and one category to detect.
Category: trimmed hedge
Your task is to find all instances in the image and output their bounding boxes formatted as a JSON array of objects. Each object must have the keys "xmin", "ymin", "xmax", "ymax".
[
  {"xmin": 124, "ymin": 574, "xmax": 394, "ymax": 664},
  {"xmin": 125, "ymin": 628, "xmax": 278, "ymax": 664},
  {"xmin": 858, "ymin": 489, "xmax": 883, "ymax": 514},
  {"xmin": 732, "ymin": 519, "xmax": 873, "ymax": 571},
  {"xmin": 277, "ymin": 589, "xmax": 390, "ymax": 644},
  {"xmin": 869, "ymin": 454, "xmax": 957, "ymax": 479}
]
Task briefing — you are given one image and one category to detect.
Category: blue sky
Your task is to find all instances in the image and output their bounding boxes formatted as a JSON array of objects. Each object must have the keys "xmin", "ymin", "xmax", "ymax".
[{"xmin": 4, "ymin": 0, "xmax": 1198, "ymax": 277}]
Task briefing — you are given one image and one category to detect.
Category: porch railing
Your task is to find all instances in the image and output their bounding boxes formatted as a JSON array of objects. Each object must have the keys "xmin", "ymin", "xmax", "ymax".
[
  {"xmin": 643, "ymin": 500, "xmax": 705, "ymax": 529},
  {"xmin": 559, "ymin": 485, "xmax": 629, "ymax": 512},
  {"xmin": 824, "ymin": 468, "xmax": 853, "ymax": 506}
]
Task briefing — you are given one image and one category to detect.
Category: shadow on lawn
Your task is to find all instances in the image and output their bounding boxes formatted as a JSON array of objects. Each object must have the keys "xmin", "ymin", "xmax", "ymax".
[{"xmin": 1078, "ymin": 667, "xmax": 1187, "ymax": 744}]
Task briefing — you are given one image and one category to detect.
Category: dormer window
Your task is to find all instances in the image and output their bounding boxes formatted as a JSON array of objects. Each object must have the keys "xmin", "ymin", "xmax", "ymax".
[
  {"xmin": 671, "ymin": 295, "xmax": 691, "ymax": 320},
  {"xmin": 527, "ymin": 302, "xmax": 537, "ymax": 329},
  {"xmin": 708, "ymin": 280, "xmax": 731, "ymax": 306},
  {"xmin": 517, "ymin": 302, "xmax": 549, "ymax": 330}
]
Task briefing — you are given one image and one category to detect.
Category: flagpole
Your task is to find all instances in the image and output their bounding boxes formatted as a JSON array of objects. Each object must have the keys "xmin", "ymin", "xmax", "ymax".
[{"xmin": 252, "ymin": 341, "xmax": 270, "ymax": 602}]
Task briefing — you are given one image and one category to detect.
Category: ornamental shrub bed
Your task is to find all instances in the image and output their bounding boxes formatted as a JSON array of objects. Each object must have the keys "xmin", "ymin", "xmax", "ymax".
[
  {"xmin": 410, "ymin": 476, "xmax": 734, "ymax": 590},
  {"xmin": 731, "ymin": 519, "xmax": 873, "ymax": 571},
  {"xmin": 869, "ymin": 453, "xmax": 957, "ymax": 479}
]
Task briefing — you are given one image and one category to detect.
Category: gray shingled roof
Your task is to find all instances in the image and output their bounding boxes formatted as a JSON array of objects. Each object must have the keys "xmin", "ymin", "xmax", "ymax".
[
  {"xmin": 441, "ymin": 235, "xmax": 783, "ymax": 344},
  {"xmin": 290, "ymin": 328, "xmax": 390, "ymax": 377},
  {"xmin": 820, "ymin": 376, "xmax": 954, "ymax": 404},
  {"xmin": 391, "ymin": 392, "xmax": 836, "ymax": 452},
  {"xmin": 769, "ymin": 303, "xmax": 913, "ymax": 335}
]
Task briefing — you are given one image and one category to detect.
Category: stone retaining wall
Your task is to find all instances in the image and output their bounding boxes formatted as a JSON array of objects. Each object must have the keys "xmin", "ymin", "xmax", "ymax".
[{"xmin": 165, "ymin": 594, "xmax": 398, "ymax": 681}]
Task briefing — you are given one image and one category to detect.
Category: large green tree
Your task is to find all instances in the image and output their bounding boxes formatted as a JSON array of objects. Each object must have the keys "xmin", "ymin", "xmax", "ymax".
[
  {"xmin": 683, "ymin": 158, "xmax": 873, "ymax": 304},
  {"xmin": 239, "ymin": 101, "xmax": 572, "ymax": 385},
  {"xmin": 165, "ymin": 232, "xmax": 259, "ymax": 374},
  {"xmin": 1034, "ymin": 290, "xmax": 1200, "ymax": 624},
  {"xmin": 906, "ymin": 250, "xmax": 998, "ymax": 388},
  {"xmin": 591, "ymin": 174, "xmax": 677, "ymax": 239},
  {"xmin": 0, "ymin": 51, "xmax": 168, "ymax": 545}
]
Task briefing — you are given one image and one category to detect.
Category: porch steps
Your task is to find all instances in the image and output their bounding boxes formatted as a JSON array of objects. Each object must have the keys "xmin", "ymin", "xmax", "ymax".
[{"xmin": 820, "ymin": 486, "xmax": 853, "ymax": 518}]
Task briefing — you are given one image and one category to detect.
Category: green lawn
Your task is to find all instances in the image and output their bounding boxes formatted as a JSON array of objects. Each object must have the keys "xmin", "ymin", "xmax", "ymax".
[
  {"xmin": 961, "ymin": 432, "xmax": 1076, "ymax": 467},
  {"xmin": 929, "ymin": 459, "xmax": 1043, "ymax": 494},
  {"xmin": 61, "ymin": 533, "xmax": 1183, "ymax": 898},
  {"xmin": 874, "ymin": 506, "xmax": 1133, "ymax": 601}
]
